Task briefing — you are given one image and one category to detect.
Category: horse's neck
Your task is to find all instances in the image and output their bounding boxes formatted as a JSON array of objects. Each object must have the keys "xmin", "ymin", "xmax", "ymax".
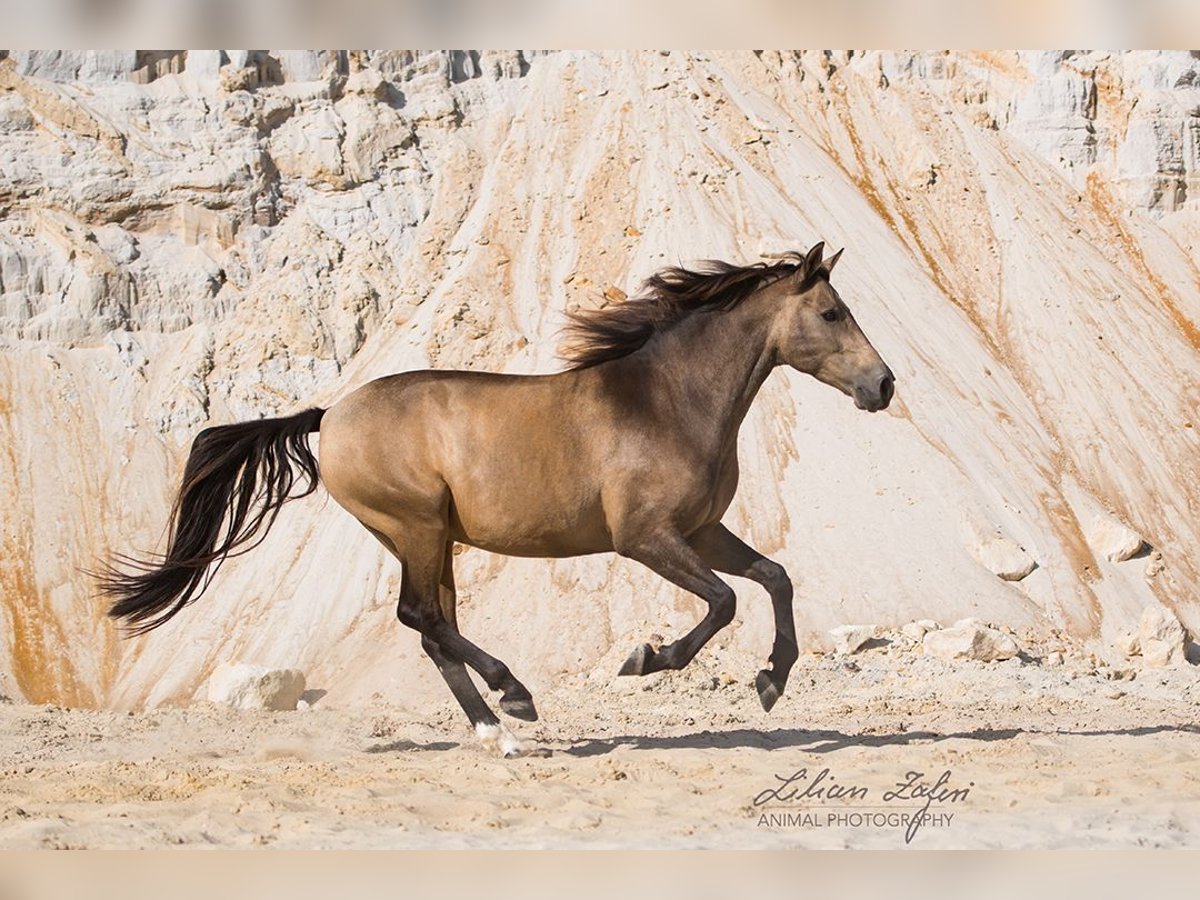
[{"xmin": 631, "ymin": 300, "xmax": 777, "ymax": 452}]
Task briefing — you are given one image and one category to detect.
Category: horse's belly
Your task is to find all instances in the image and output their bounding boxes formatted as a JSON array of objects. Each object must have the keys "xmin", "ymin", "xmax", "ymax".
[
  {"xmin": 449, "ymin": 516, "xmax": 612, "ymax": 558},
  {"xmin": 447, "ymin": 487, "xmax": 612, "ymax": 558}
]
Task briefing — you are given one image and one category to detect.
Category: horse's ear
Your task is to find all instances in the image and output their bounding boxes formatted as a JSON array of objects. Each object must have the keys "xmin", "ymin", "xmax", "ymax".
[
  {"xmin": 821, "ymin": 247, "xmax": 844, "ymax": 276},
  {"xmin": 803, "ymin": 242, "xmax": 825, "ymax": 276}
]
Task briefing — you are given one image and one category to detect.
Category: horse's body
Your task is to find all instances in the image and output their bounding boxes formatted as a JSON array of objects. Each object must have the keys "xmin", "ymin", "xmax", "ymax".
[{"xmin": 101, "ymin": 243, "xmax": 894, "ymax": 756}]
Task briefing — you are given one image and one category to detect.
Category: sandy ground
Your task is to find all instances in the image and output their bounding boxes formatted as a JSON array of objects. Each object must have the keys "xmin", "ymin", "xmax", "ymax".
[{"xmin": 2, "ymin": 636, "xmax": 1198, "ymax": 849}]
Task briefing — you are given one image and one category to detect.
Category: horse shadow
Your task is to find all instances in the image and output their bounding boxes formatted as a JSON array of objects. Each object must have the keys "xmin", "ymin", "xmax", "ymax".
[
  {"xmin": 556, "ymin": 722, "xmax": 1200, "ymax": 757},
  {"xmin": 365, "ymin": 738, "xmax": 460, "ymax": 753}
]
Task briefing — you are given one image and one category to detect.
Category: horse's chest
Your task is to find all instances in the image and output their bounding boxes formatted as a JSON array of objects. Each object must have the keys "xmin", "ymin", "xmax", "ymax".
[{"xmin": 669, "ymin": 450, "xmax": 740, "ymax": 530}]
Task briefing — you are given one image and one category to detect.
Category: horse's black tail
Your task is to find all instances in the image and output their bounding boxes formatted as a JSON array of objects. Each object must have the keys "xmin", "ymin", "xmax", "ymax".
[{"xmin": 98, "ymin": 407, "xmax": 326, "ymax": 636}]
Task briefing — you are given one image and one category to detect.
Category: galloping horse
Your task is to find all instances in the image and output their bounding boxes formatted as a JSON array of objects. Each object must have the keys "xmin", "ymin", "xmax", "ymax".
[{"xmin": 100, "ymin": 242, "xmax": 895, "ymax": 756}]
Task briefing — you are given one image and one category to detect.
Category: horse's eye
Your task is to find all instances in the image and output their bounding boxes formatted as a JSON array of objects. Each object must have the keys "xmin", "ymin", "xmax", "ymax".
[{"xmin": 821, "ymin": 308, "xmax": 841, "ymax": 323}]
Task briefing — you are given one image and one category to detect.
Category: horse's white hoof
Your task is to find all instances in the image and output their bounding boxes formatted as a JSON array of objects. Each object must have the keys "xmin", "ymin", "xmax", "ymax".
[{"xmin": 476, "ymin": 721, "xmax": 528, "ymax": 758}]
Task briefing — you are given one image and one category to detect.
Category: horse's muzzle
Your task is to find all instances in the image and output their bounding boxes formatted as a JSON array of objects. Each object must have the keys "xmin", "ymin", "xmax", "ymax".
[{"xmin": 854, "ymin": 369, "xmax": 895, "ymax": 412}]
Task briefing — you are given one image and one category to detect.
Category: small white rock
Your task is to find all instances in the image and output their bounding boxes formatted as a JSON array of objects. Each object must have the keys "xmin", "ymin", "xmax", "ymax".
[
  {"xmin": 923, "ymin": 618, "xmax": 1021, "ymax": 662},
  {"xmin": 1138, "ymin": 605, "xmax": 1186, "ymax": 668},
  {"xmin": 207, "ymin": 662, "xmax": 307, "ymax": 711},
  {"xmin": 1087, "ymin": 514, "xmax": 1145, "ymax": 563},
  {"xmin": 900, "ymin": 619, "xmax": 941, "ymax": 641},
  {"xmin": 1115, "ymin": 631, "xmax": 1141, "ymax": 658},
  {"xmin": 971, "ymin": 535, "xmax": 1036, "ymax": 581},
  {"xmin": 830, "ymin": 625, "xmax": 877, "ymax": 655}
]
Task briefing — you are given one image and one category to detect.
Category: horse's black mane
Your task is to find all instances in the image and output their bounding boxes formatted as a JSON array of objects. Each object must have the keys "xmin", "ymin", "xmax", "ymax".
[{"xmin": 560, "ymin": 249, "xmax": 822, "ymax": 370}]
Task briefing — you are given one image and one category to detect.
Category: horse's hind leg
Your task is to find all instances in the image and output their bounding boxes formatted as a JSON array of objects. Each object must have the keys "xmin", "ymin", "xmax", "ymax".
[
  {"xmin": 390, "ymin": 528, "xmax": 538, "ymax": 721},
  {"xmin": 366, "ymin": 524, "xmax": 534, "ymax": 756},
  {"xmin": 421, "ymin": 545, "xmax": 498, "ymax": 720},
  {"xmin": 689, "ymin": 523, "xmax": 797, "ymax": 712},
  {"xmin": 419, "ymin": 545, "xmax": 529, "ymax": 757}
]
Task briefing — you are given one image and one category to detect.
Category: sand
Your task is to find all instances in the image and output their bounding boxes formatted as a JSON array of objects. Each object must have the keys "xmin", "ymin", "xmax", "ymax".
[{"xmin": 3, "ymin": 636, "xmax": 1197, "ymax": 849}]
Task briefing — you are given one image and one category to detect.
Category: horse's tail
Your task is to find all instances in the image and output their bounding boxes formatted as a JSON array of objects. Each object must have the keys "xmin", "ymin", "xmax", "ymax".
[{"xmin": 98, "ymin": 407, "xmax": 326, "ymax": 636}]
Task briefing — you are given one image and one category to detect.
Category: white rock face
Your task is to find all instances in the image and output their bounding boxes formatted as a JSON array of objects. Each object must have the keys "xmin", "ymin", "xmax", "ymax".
[
  {"xmin": 923, "ymin": 619, "xmax": 1022, "ymax": 663},
  {"xmin": 971, "ymin": 536, "xmax": 1037, "ymax": 582},
  {"xmin": 7, "ymin": 50, "xmax": 138, "ymax": 82},
  {"xmin": 1087, "ymin": 514, "xmax": 1146, "ymax": 563},
  {"xmin": 0, "ymin": 50, "xmax": 1197, "ymax": 709},
  {"xmin": 207, "ymin": 663, "xmax": 307, "ymax": 711},
  {"xmin": 1138, "ymin": 606, "xmax": 1187, "ymax": 668},
  {"xmin": 830, "ymin": 625, "xmax": 877, "ymax": 655}
]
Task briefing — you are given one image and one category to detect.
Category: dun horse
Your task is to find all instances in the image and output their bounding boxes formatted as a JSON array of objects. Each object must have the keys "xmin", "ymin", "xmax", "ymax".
[{"xmin": 100, "ymin": 242, "xmax": 895, "ymax": 756}]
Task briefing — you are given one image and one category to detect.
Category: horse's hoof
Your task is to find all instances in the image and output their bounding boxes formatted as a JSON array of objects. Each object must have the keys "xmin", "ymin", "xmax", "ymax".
[
  {"xmin": 618, "ymin": 643, "xmax": 656, "ymax": 676},
  {"xmin": 500, "ymin": 694, "xmax": 539, "ymax": 722},
  {"xmin": 477, "ymin": 721, "xmax": 531, "ymax": 758},
  {"xmin": 756, "ymin": 669, "xmax": 783, "ymax": 712}
]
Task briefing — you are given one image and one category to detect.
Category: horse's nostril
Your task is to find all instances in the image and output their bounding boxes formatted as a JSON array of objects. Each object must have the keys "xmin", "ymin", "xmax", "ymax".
[{"xmin": 879, "ymin": 374, "xmax": 895, "ymax": 404}]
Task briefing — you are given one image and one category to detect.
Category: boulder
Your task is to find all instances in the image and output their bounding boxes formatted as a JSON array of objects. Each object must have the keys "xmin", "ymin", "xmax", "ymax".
[
  {"xmin": 900, "ymin": 619, "xmax": 941, "ymax": 641},
  {"xmin": 923, "ymin": 618, "xmax": 1021, "ymax": 662},
  {"xmin": 1087, "ymin": 514, "xmax": 1145, "ymax": 562},
  {"xmin": 830, "ymin": 625, "xmax": 877, "ymax": 655},
  {"xmin": 971, "ymin": 535, "xmax": 1037, "ymax": 581},
  {"xmin": 1138, "ymin": 605, "xmax": 1187, "ymax": 667},
  {"xmin": 1115, "ymin": 631, "xmax": 1141, "ymax": 658},
  {"xmin": 207, "ymin": 663, "xmax": 307, "ymax": 711}
]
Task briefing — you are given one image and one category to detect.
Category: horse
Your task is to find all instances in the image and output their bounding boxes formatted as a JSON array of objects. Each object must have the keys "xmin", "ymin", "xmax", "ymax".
[{"xmin": 99, "ymin": 242, "xmax": 895, "ymax": 757}]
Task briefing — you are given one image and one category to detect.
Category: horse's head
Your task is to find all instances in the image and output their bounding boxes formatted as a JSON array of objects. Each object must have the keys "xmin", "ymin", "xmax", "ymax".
[{"xmin": 770, "ymin": 242, "xmax": 895, "ymax": 412}]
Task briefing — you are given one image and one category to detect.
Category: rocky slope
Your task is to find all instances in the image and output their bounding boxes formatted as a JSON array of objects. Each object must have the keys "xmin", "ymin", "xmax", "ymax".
[{"xmin": 0, "ymin": 50, "xmax": 1197, "ymax": 709}]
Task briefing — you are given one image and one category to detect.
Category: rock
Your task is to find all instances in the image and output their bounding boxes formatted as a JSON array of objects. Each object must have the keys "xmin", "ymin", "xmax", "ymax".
[
  {"xmin": 277, "ymin": 51, "xmax": 329, "ymax": 83},
  {"xmin": 603, "ymin": 285, "xmax": 628, "ymax": 304},
  {"xmin": 8, "ymin": 51, "xmax": 138, "ymax": 82},
  {"xmin": 219, "ymin": 65, "xmax": 258, "ymax": 93},
  {"xmin": 185, "ymin": 50, "xmax": 225, "ymax": 85},
  {"xmin": 830, "ymin": 625, "xmax": 877, "ymax": 655},
  {"xmin": 971, "ymin": 535, "xmax": 1037, "ymax": 581},
  {"xmin": 207, "ymin": 663, "xmax": 307, "ymax": 711},
  {"xmin": 923, "ymin": 619, "xmax": 1021, "ymax": 662},
  {"xmin": 1138, "ymin": 605, "xmax": 1186, "ymax": 667},
  {"xmin": 344, "ymin": 66, "xmax": 389, "ymax": 100},
  {"xmin": 1115, "ymin": 631, "xmax": 1141, "ymax": 657},
  {"xmin": 1087, "ymin": 514, "xmax": 1145, "ymax": 562},
  {"xmin": 900, "ymin": 619, "xmax": 940, "ymax": 641}
]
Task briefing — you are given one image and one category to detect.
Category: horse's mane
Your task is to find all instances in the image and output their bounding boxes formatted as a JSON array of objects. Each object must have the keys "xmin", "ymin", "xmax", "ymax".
[{"xmin": 560, "ymin": 249, "xmax": 823, "ymax": 370}]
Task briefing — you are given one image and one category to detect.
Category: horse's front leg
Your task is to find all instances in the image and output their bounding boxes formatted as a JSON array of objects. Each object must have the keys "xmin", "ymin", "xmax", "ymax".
[
  {"xmin": 613, "ymin": 530, "xmax": 738, "ymax": 676},
  {"xmin": 689, "ymin": 523, "xmax": 797, "ymax": 712}
]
